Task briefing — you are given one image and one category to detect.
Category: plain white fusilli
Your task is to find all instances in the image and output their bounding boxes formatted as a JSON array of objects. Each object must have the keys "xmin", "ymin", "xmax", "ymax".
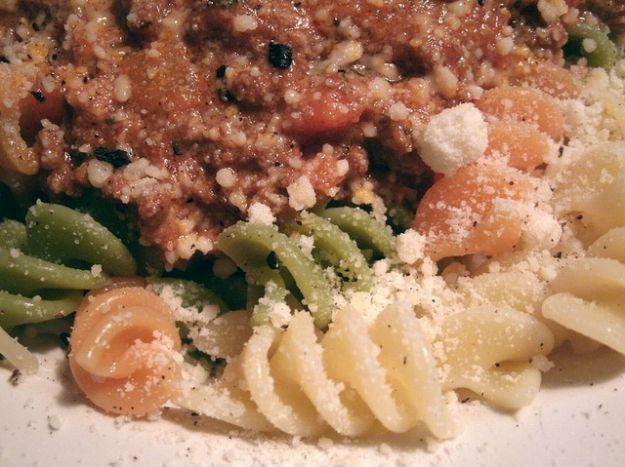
[{"xmin": 543, "ymin": 227, "xmax": 625, "ymax": 357}]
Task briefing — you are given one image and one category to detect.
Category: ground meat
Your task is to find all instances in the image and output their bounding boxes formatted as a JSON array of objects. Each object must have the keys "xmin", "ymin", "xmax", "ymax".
[
  {"xmin": 1, "ymin": 0, "xmax": 596, "ymax": 264},
  {"xmin": 120, "ymin": 0, "xmax": 174, "ymax": 42}
]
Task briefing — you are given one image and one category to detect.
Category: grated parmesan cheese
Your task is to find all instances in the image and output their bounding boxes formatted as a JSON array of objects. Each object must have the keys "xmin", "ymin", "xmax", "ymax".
[
  {"xmin": 232, "ymin": 15, "xmax": 258, "ymax": 32},
  {"xmin": 287, "ymin": 176, "xmax": 317, "ymax": 211},
  {"xmin": 417, "ymin": 103, "xmax": 488, "ymax": 175},
  {"xmin": 248, "ymin": 202, "xmax": 276, "ymax": 225},
  {"xmin": 396, "ymin": 229, "xmax": 426, "ymax": 264}
]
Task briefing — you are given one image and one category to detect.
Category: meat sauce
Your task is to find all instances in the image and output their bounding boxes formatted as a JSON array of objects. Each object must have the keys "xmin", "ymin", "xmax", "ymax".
[{"xmin": 0, "ymin": 0, "xmax": 614, "ymax": 263}]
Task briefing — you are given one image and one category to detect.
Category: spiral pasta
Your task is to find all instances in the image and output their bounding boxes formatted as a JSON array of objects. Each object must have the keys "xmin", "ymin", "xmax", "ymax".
[
  {"xmin": 176, "ymin": 302, "xmax": 454, "ymax": 438},
  {"xmin": 413, "ymin": 163, "xmax": 531, "ymax": 260},
  {"xmin": 0, "ymin": 203, "xmax": 137, "ymax": 329},
  {"xmin": 69, "ymin": 287, "xmax": 182, "ymax": 416},
  {"xmin": 218, "ymin": 207, "xmax": 395, "ymax": 328},
  {"xmin": 564, "ymin": 24, "xmax": 618, "ymax": 69},
  {"xmin": 436, "ymin": 307, "xmax": 555, "ymax": 409},
  {"xmin": 542, "ymin": 227, "xmax": 625, "ymax": 356},
  {"xmin": 549, "ymin": 142, "xmax": 625, "ymax": 241},
  {"xmin": 456, "ymin": 270, "xmax": 572, "ymax": 349},
  {"xmin": 0, "ymin": 203, "xmax": 139, "ymax": 375}
]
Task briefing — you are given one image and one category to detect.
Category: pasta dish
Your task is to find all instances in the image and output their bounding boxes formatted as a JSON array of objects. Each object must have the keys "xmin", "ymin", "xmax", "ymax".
[{"xmin": 1, "ymin": 0, "xmax": 625, "ymax": 456}]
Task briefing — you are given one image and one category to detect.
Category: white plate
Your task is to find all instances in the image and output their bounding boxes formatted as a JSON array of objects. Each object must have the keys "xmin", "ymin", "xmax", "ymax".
[{"xmin": 1, "ymin": 338, "xmax": 624, "ymax": 466}]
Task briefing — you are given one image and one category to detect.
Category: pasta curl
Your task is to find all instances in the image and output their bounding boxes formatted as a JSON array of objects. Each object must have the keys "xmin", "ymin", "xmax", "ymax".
[
  {"xmin": 69, "ymin": 287, "xmax": 182, "ymax": 416},
  {"xmin": 0, "ymin": 203, "xmax": 137, "ymax": 331},
  {"xmin": 436, "ymin": 307, "xmax": 555, "ymax": 409},
  {"xmin": 543, "ymin": 227, "xmax": 625, "ymax": 357},
  {"xmin": 550, "ymin": 142, "xmax": 625, "ymax": 241},
  {"xmin": 176, "ymin": 302, "xmax": 454, "ymax": 438},
  {"xmin": 218, "ymin": 207, "xmax": 395, "ymax": 328}
]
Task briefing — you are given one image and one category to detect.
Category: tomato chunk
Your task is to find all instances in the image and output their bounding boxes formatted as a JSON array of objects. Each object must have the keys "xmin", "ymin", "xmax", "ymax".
[{"xmin": 283, "ymin": 80, "xmax": 366, "ymax": 142}]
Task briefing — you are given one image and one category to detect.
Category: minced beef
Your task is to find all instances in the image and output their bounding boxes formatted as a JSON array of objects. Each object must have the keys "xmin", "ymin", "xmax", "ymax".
[{"xmin": 0, "ymin": 0, "xmax": 615, "ymax": 264}]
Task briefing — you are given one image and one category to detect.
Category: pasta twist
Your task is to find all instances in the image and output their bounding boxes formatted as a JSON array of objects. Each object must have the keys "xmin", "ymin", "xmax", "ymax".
[
  {"xmin": 69, "ymin": 287, "xmax": 182, "ymax": 416},
  {"xmin": 0, "ymin": 203, "xmax": 137, "ymax": 324},
  {"xmin": 177, "ymin": 302, "xmax": 454, "ymax": 438},
  {"xmin": 0, "ymin": 203, "xmax": 137, "ymax": 372},
  {"xmin": 543, "ymin": 227, "xmax": 625, "ymax": 356},
  {"xmin": 218, "ymin": 207, "xmax": 395, "ymax": 328},
  {"xmin": 457, "ymin": 270, "xmax": 570, "ymax": 348},
  {"xmin": 549, "ymin": 142, "xmax": 625, "ymax": 241},
  {"xmin": 564, "ymin": 24, "xmax": 618, "ymax": 69},
  {"xmin": 436, "ymin": 307, "xmax": 555, "ymax": 409}
]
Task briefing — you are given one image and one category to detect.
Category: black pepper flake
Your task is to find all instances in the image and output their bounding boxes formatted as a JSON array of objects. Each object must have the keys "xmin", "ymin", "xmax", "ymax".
[
  {"xmin": 268, "ymin": 42, "xmax": 293, "ymax": 69},
  {"xmin": 69, "ymin": 150, "xmax": 87, "ymax": 165},
  {"xmin": 461, "ymin": 397, "xmax": 471, "ymax": 403},
  {"xmin": 94, "ymin": 147, "xmax": 131, "ymax": 168},
  {"xmin": 0, "ymin": 56, "xmax": 9, "ymax": 64},
  {"xmin": 31, "ymin": 90, "xmax": 46, "ymax": 103},
  {"xmin": 267, "ymin": 251, "xmax": 279, "ymax": 269},
  {"xmin": 172, "ymin": 142, "xmax": 183, "ymax": 155},
  {"xmin": 477, "ymin": 0, "xmax": 484, "ymax": 5},
  {"xmin": 9, "ymin": 369, "xmax": 21, "ymax": 385},
  {"xmin": 215, "ymin": 65, "xmax": 226, "ymax": 79}
]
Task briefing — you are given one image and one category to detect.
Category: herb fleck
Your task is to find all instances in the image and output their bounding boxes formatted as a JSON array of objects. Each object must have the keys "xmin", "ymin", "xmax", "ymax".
[
  {"xmin": 94, "ymin": 147, "xmax": 131, "ymax": 168},
  {"xmin": 69, "ymin": 151, "xmax": 87, "ymax": 165},
  {"xmin": 268, "ymin": 42, "xmax": 293, "ymax": 69}
]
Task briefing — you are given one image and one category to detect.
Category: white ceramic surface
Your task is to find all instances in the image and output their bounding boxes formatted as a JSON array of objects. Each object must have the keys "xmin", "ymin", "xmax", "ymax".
[{"xmin": 1, "ymin": 338, "xmax": 624, "ymax": 466}]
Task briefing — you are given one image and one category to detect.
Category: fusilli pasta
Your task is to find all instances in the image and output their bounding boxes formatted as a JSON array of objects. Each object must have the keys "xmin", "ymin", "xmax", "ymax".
[
  {"xmin": 69, "ymin": 287, "xmax": 182, "ymax": 416},
  {"xmin": 436, "ymin": 306, "xmax": 555, "ymax": 409},
  {"xmin": 543, "ymin": 227, "xmax": 625, "ymax": 356},
  {"xmin": 178, "ymin": 302, "xmax": 454, "ymax": 438}
]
